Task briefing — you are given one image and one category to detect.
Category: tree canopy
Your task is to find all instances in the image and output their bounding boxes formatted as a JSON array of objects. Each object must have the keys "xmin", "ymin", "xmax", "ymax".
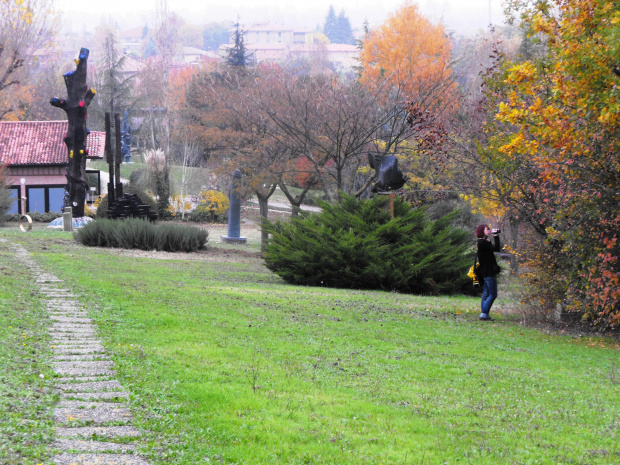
[
  {"xmin": 0, "ymin": 0, "xmax": 58, "ymax": 120},
  {"xmin": 482, "ymin": 0, "xmax": 620, "ymax": 326},
  {"xmin": 358, "ymin": 3, "xmax": 457, "ymax": 110},
  {"xmin": 323, "ymin": 6, "xmax": 355, "ymax": 44}
]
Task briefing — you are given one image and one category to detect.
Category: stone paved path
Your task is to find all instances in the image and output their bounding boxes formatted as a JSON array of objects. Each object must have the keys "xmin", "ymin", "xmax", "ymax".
[{"xmin": 6, "ymin": 239, "xmax": 150, "ymax": 465}]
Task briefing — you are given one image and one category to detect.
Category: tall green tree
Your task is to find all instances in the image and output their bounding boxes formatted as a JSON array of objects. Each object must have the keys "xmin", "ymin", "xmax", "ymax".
[
  {"xmin": 336, "ymin": 10, "xmax": 355, "ymax": 44},
  {"xmin": 226, "ymin": 21, "xmax": 251, "ymax": 67},
  {"xmin": 323, "ymin": 6, "xmax": 338, "ymax": 43},
  {"xmin": 89, "ymin": 28, "xmax": 136, "ymax": 131}
]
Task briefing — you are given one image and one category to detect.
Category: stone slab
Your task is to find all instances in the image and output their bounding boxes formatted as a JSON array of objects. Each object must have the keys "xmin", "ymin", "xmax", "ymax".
[
  {"xmin": 53, "ymin": 439, "xmax": 136, "ymax": 453},
  {"xmin": 40, "ymin": 288, "xmax": 73, "ymax": 294},
  {"xmin": 50, "ymin": 338, "xmax": 102, "ymax": 345},
  {"xmin": 50, "ymin": 316, "xmax": 93, "ymax": 321},
  {"xmin": 55, "ymin": 361, "xmax": 115, "ymax": 369},
  {"xmin": 50, "ymin": 316, "xmax": 94, "ymax": 324},
  {"xmin": 52, "ymin": 453, "xmax": 149, "ymax": 465},
  {"xmin": 54, "ymin": 338, "xmax": 103, "ymax": 349},
  {"xmin": 36, "ymin": 277, "xmax": 64, "ymax": 284},
  {"xmin": 55, "ymin": 426, "xmax": 141, "ymax": 439},
  {"xmin": 54, "ymin": 355, "xmax": 111, "ymax": 362},
  {"xmin": 54, "ymin": 368, "xmax": 117, "ymax": 377},
  {"xmin": 47, "ymin": 301, "xmax": 84, "ymax": 309},
  {"xmin": 55, "ymin": 376, "xmax": 115, "ymax": 383},
  {"xmin": 61, "ymin": 391, "xmax": 129, "ymax": 401},
  {"xmin": 50, "ymin": 326, "xmax": 97, "ymax": 333},
  {"xmin": 56, "ymin": 380, "xmax": 124, "ymax": 392},
  {"xmin": 54, "ymin": 406, "xmax": 133, "ymax": 424},
  {"xmin": 53, "ymin": 347, "xmax": 107, "ymax": 355}
]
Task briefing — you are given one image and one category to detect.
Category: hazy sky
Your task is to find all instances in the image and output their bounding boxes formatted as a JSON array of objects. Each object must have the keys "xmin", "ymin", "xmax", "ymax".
[{"xmin": 57, "ymin": 0, "xmax": 504, "ymax": 36}]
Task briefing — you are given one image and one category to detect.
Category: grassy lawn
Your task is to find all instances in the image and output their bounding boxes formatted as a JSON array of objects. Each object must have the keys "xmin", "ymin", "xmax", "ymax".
[
  {"xmin": 88, "ymin": 159, "xmax": 212, "ymax": 197},
  {"xmin": 0, "ymin": 236, "xmax": 57, "ymax": 464},
  {"xmin": 1, "ymin": 227, "xmax": 619, "ymax": 464}
]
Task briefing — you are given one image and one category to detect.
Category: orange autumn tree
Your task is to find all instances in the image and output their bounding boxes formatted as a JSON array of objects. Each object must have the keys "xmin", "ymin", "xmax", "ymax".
[
  {"xmin": 359, "ymin": 2, "xmax": 457, "ymax": 111},
  {"xmin": 484, "ymin": 0, "xmax": 620, "ymax": 326}
]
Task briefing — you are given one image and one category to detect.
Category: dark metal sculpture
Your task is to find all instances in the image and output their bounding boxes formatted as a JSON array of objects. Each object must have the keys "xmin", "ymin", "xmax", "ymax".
[
  {"xmin": 50, "ymin": 48, "xmax": 96, "ymax": 218},
  {"xmin": 368, "ymin": 152, "xmax": 407, "ymax": 193},
  {"xmin": 104, "ymin": 111, "xmax": 156, "ymax": 221},
  {"xmin": 121, "ymin": 110, "xmax": 132, "ymax": 163}
]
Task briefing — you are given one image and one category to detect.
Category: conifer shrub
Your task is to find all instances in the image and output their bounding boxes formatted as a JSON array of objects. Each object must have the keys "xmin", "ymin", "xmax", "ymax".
[
  {"xmin": 264, "ymin": 194, "xmax": 472, "ymax": 294},
  {"xmin": 75, "ymin": 218, "xmax": 208, "ymax": 252}
]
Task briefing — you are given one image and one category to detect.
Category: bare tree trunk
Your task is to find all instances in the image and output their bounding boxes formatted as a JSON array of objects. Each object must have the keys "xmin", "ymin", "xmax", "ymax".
[
  {"xmin": 509, "ymin": 212, "xmax": 520, "ymax": 274},
  {"xmin": 256, "ymin": 184, "xmax": 276, "ymax": 252},
  {"xmin": 50, "ymin": 48, "xmax": 96, "ymax": 218},
  {"xmin": 278, "ymin": 182, "xmax": 313, "ymax": 217}
]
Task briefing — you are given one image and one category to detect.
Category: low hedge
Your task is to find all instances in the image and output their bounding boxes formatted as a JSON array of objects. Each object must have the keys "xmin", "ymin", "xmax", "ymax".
[
  {"xmin": 2, "ymin": 211, "xmax": 63, "ymax": 223},
  {"xmin": 75, "ymin": 218, "xmax": 209, "ymax": 252}
]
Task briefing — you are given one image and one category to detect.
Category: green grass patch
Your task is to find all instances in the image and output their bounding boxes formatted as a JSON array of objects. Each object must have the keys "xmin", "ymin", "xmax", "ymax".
[
  {"xmin": 89, "ymin": 159, "xmax": 149, "ymax": 182},
  {"xmin": 88, "ymin": 159, "xmax": 212, "ymax": 197},
  {"xmin": 0, "ymin": 236, "xmax": 57, "ymax": 464},
  {"xmin": 4, "ymin": 228, "xmax": 620, "ymax": 464}
]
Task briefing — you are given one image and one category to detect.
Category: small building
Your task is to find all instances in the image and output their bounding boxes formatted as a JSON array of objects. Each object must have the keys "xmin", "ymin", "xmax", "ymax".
[
  {"xmin": 181, "ymin": 47, "xmax": 219, "ymax": 66},
  {"xmin": 219, "ymin": 23, "xmax": 358, "ymax": 70},
  {"xmin": 0, "ymin": 121, "xmax": 105, "ymax": 214}
]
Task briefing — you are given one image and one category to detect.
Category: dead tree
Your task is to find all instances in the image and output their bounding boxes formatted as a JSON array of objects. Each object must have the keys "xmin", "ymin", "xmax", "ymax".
[{"xmin": 50, "ymin": 48, "xmax": 96, "ymax": 217}]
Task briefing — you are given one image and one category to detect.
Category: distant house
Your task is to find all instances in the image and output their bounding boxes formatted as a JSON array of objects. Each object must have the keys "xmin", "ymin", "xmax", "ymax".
[
  {"xmin": 234, "ymin": 24, "xmax": 314, "ymax": 47},
  {"xmin": 0, "ymin": 121, "xmax": 105, "ymax": 214},
  {"xmin": 218, "ymin": 23, "xmax": 358, "ymax": 70},
  {"xmin": 119, "ymin": 26, "xmax": 147, "ymax": 57},
  {"xmin": 181, "ymin": 47, "xmax": 219, "ymax": 66}
]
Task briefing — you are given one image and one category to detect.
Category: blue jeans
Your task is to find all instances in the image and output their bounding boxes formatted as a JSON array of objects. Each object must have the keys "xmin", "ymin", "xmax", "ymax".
[{"xmin": 481, "ymin": 275, "xmax": 498, "ymax": 315}]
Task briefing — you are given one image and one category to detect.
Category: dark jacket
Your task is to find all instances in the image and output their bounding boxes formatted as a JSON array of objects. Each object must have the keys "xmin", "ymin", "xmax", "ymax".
[{"xmin": 477, "ymin": 236, "xmax": 501, "ymax": 277}]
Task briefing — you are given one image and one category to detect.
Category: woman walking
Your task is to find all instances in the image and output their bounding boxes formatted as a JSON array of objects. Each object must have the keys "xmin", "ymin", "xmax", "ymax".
[{"xmin": 476, "ymin": 224, "xmax": 501, "ymax": 321}]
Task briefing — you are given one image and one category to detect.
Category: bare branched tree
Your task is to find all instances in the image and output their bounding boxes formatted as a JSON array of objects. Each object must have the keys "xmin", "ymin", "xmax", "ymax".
[{"xmin": 0, "ymin": 0, "xmax": 58, "ymax": 120}]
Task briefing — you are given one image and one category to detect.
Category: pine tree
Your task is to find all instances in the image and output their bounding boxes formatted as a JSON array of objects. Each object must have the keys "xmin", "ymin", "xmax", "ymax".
[
  {"xmin": 143, "ymin": 37, "xmax": 157, "ymax": 58},
  {"xmin": 323, "ymin": 6, "xmax": 338, "ymax": 43},
  {"xmin": 353, "ymin": 19, "xmax": 370, "ymax": 77},
  {"xmin": 337, "ymin": 10, "xmax": 355, "ymax": 44},
  {"xmin": 90, "ymin": 30, "xmax": 136, "ymax": 131},
  {"xmin": 264, "ymin": 194, "xmax": 472, "ymax": 294},
  {"xmin": 226, "ymin": 21, "xmax": 252, "ymax": 67}
]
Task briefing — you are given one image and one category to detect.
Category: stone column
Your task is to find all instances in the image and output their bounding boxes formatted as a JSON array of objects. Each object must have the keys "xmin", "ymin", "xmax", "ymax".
[{"xmin": 221, "ymin": 169, "xmax": 247, "ymax": 244}]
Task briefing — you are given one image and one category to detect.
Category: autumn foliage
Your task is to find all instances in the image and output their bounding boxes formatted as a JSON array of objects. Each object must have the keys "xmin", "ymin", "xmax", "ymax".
[
  {"xmin": 359, "ymin": 2, "xmax": 457, "ymax": 111},
  {"xmin": 484, "ymin": 0, "xmax": 620, "ymax": 326}
]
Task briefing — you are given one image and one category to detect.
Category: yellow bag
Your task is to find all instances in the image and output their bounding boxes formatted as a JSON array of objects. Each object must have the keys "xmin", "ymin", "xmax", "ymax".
[
  {"xmin": 468, "ymin": 250, "xmax": 481, "ymax": 287},
  {"xmin": 467, "ymin": 265, "xmax": 480, "ymax": 287}
]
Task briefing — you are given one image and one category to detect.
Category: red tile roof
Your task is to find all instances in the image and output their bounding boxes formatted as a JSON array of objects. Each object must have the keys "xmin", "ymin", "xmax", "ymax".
[{"xmin": 0, "ymin": 121, "xmax": 105, "ymax": 166}]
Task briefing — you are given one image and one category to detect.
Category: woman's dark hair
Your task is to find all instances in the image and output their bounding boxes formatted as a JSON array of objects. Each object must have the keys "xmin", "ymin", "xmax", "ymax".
[{"xmin": 476, "ymin": 224, "xmax": 488, "ymax": 238}]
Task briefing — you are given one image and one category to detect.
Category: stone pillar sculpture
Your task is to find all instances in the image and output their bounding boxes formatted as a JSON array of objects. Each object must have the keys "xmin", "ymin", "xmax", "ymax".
[{"xmin": 221, "ymin": 169, "xmax": 247, "ymax": 244}]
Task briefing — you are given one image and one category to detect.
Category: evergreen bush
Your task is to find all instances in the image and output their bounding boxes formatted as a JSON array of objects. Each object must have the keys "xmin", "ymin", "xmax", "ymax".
[
  {"xmin": 264, "ymin": 194, "xmax": 472, "ymax": 294},
  {"xmin": 75, "ymin": 218, "xmax": 208, "ymax": 252}
]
